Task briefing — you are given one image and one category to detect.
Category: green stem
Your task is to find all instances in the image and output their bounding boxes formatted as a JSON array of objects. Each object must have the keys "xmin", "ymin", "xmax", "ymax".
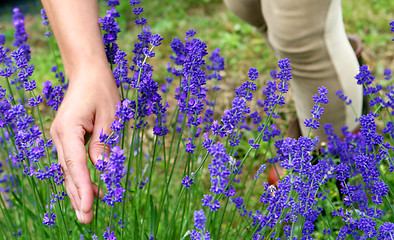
[
  {"xmin": 163, "ymin": 188, "xmax": 185, "ymax": 239},
  {"xmin": 4, "ymin": 76, "xmax": 16, "ymax": 105},
  {"xmin": 0, "ymin": 193, "xmax": 17, "ymax": 240},
  {"xmin": 216, "ymin": 197, "xmax": 230, "ymax": 239}
]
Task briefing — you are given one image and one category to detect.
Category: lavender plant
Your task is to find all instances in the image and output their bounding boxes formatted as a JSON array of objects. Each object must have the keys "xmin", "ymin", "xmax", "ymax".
[{"xmin": 0, "ymin": 2, "xmax": 393, "ymax": 240}]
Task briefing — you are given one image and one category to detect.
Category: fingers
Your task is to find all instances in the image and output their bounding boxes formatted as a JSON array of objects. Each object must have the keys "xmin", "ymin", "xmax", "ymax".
[
  {"xmin": 62, "ymin": 129, "xmax": 95, "ymax": 224},
  {"xmin": 92, "ymin": 182, "xmax": 104, "ymax": 199},
  {"xmin": 51, "ymin": 125, "xmax": 95, "ymax": 224},
  {"xmin": 54, "ymin": 143, "xmax": 80, "ymax": 212}
]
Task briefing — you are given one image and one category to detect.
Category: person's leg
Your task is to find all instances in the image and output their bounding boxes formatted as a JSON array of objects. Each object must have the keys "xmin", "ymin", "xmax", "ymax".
[
  {"xmin": 224, "ymin": 0, "xmax": 272, "ymax": 49},
  {"xmin": 261, "ymin": 0, "xmax": 363, "ymax": 139}
]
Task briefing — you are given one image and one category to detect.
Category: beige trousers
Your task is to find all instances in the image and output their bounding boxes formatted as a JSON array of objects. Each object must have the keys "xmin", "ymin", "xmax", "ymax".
[{"xmin": 224, "ymin": 0, "xmax": 363, "ymax": 139}]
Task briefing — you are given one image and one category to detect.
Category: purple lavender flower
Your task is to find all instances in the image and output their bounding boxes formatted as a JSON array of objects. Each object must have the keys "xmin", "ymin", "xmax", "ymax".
[
  {"xmin": 206, "ymin": 48, "xmax": 224, "ymax": 83},
  {"xmin": 204, "ymin": 141, "xmax": 235, "ymax": 196},
  {"xmin": 248, "ymin": 138, "xmax": 260, "ymax": 149},
  {"xmin": 371, "ymin": 180, "xmax": 389, "ymax": 205},
  {"xmin": 382, "ymin": 121, "xmax": 394, "ymax": 138},
  {"xmin": 49, "ymin": 191, "xmax": 67, "ymax": 204},
  {"xmin": 153, "ymin": 124, "xmax": 168, "ymax": 136},
  {"xmin": 202, "ymin": 194, "xmax": 220, "ymax": 212},
  {"xmin": 138, "ymin": 177, "xmax": 149, "ymax": 189},
  {"xmin": 0, "ymin": 32, "xmax": 5, "ymax": 45},
  {"xmin": 357, "ymin": 217, "xmax": 377, "ymax": 238},
  {"xmin": 222, "ymin": 98, "xmax": 249, "ymax": 133},
  {"xmin": 248, "ymin": 67, "xmax": 259, "ymax": 81},
  {"xmin": 261, "ymin": 75, "xmax": 285, "ymax": 119},
  {"xmin": 35, "ymin": 162, "xmax": 64, "ymax": 185},
  {"xmin": 42, "ymin": 212, "xmax": 56, "ymax": 226},
  {"xmin": 277, "ymin": 58, "xmax": 292, "ymax": 93},
  {"xmin": 310, "ymin": 105, "xmax": 324, "ymax": 119},
  {"xmin": 384, "ymin": 68, "xmax": 392, "ymax": 80},
  {"xmin": 10, "ymin": 48, "xmax": 30, "ymax": 74},
  {"xmin": 40, "ymin": 9, "xmax": 52, "ymax": 37},
  {"xmin": 190, "ymin": 230, "xmax": 210, "ymax": 240},
  {"xmin": 125, "ymin": 24, "xmax": 167, "ymax": 133},
  {"xmin": 12, "ymin": 8, "xmax": 29, "ymax": 50},
  {"xmin": 304, "ymin": 86, "xmax": 329, "ymax": 130},
  {"xmin": 133, "ymin": 7, "xmax": 143, "ymax": 15},
  {"xmin": 336, "ymin": 90, "xmax": 352, "ymax": 105},
  {"xmin": 355, "ymin": 65, "xmax": 375, "ymax": 86},
  {"xmin": 254, "ymin": 164, "xmax": 266, "ymax": 179},
  {"xmin": 99, "ymin": 146, "xmax": 126, "ymax": 207},
  {"xmin": 378, "ymin": 222, "xmax": 394, "ymax": 240},
  {"xmin": 313, "ymin": 86, "xmax": 329, "ymax": 104},
  {"xmin": 23, "ymin": 79, "xmax": 35, "ymax": 91},
  {"xmin": 42, "ymin": 81, "xmax": 64, "ymax": 111},
  {"xmin": 49, "ymin": 65, "xmax": 68, "ymax": 87},
  {"xmin": 261, "ymin": 124, "xmax": 281, "ymax": 141},
  {"xmin": 369, "ymin": 95, "xmax": 386, "ymax": 108},
  {"xmin": 28, "ymin": 94, "xmax": 43, "ymax": 107},
  {"xmin": 275, "ymin": 136, "xmax": 317, "ymax": 173},
  {"xmin": 103, "ymin": 227, "xmax": 116, "ymax": 240},
  {"xmin": 185, "ymin": 29, "xmax": 196, "ymax": 38},
  {"xmin": 185, "ymin": 138, "xmax": 197, "ymax": 154},
  {"xmin": 115, "ymin": 99, "xmax": 134, "ymax": 123},
  {"xmin": 12, "ymin": 230, "xmax": 22, "ymax": 236},
  {"xmin": 194, "ymin": 209, "xmax": 206, "ymax": 230},
  {"xmin": 99, "ymin": 8, "xmax": 121, "ymax": 62},
  {"xmin": 181, "ymin": 175, "xmax": 194, "ymax": 188},
  {"xmin": 129, "ymin": 0, "xmax": 141, "ymax": 6},
  {"xmin": 203, "ymin": 107, "xmax": 214, "ymax": 131},
  {"xmin": 28, "ymin": 145, "xmax": 46, "ymax": 162},
  {"xmin": 0, "ymin": 45, "xmax": 7, "ymax": 63},
  {"xmin": 150, "ymin": 34, "xmax": 164, "ymax": 47},
  {"xmin": 304, "ymin": 117, "xmax": 320, "ymax": 129},
  {"xmin": 40, "ymin": 8, "xmax": 49, "ymax": 26},
  {"xmin": 107, "ymin": 0, "xmax": 119, "ymax": 6},
  {"xmin": 135, "ymin": 17, "xmax": 147, "ymax": 25},
  {"xmin": 359, "ymin": 112, "xmax": 383, "ymax": 146},
  {"xmin": 170, "ymin": 30, "xmax": 208, "ymax": 131},
  {"xmin": 235, "ymin": 80, "xmax": 257, "ymax": 101},
  {"xmin": 113, "ymin": 50, "xmax": 131, "ymax": 87},
  {"xmin": 335, "ymin": 163, "xmax": 350, "ymax": 182}
]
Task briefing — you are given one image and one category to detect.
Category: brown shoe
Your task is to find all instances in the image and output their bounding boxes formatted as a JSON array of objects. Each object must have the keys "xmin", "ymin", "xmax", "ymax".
[{"xmin": 347, "ymin": 34, "xmax": 363, "ymax": 65}]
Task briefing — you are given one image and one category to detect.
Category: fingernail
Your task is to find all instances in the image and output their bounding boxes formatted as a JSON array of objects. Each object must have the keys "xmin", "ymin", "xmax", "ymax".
[{"xmin": 76, "ymin": 210, "xmax": 84, "ymax": 223}]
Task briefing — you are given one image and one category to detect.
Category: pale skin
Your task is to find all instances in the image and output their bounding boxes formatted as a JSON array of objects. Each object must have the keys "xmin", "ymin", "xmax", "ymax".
[{"xmin": 41, "ymin": 0, "xmax": 120, "ymax": 224}]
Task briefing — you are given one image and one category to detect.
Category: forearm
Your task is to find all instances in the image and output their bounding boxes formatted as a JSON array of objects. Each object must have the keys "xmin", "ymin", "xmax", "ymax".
[{"xmin": 41, "ymin": 0, "xmax": 110, "ymax": 80}]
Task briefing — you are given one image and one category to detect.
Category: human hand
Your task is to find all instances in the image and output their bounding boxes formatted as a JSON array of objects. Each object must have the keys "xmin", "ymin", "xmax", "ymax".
[{"xmin": 50, "ymin": 67, "xmax": 120, "ymax": 224}]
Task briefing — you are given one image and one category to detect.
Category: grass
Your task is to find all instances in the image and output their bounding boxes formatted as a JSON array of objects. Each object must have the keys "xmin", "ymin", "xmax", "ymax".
[
  {"xmin": 0, "ymin": 0, "xmax": 392, "ymax": 206},
  {"xmin": 0, "ymin": 1, "xmax": 394, "ymax": 239}
]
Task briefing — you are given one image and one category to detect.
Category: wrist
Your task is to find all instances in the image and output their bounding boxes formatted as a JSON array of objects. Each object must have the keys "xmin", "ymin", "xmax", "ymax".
[{"xmin": 66, "ymin": 58, "xmax": 113, "ymax": 84}]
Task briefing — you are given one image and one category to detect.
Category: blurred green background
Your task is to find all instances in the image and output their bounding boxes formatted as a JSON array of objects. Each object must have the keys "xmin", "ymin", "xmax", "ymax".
[
  {"xmin": 1, "ymin": 0, "xmax": 393, "ymax": 76},
  {"xmin": 0, "ymin": 0, "xmax": 393, "ymax": 121}
]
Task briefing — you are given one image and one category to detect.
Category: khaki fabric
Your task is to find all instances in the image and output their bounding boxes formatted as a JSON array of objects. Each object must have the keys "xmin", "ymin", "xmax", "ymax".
[{"xmin": 225, "ymin": 0, "xmax": 363, "ymax": 139}]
